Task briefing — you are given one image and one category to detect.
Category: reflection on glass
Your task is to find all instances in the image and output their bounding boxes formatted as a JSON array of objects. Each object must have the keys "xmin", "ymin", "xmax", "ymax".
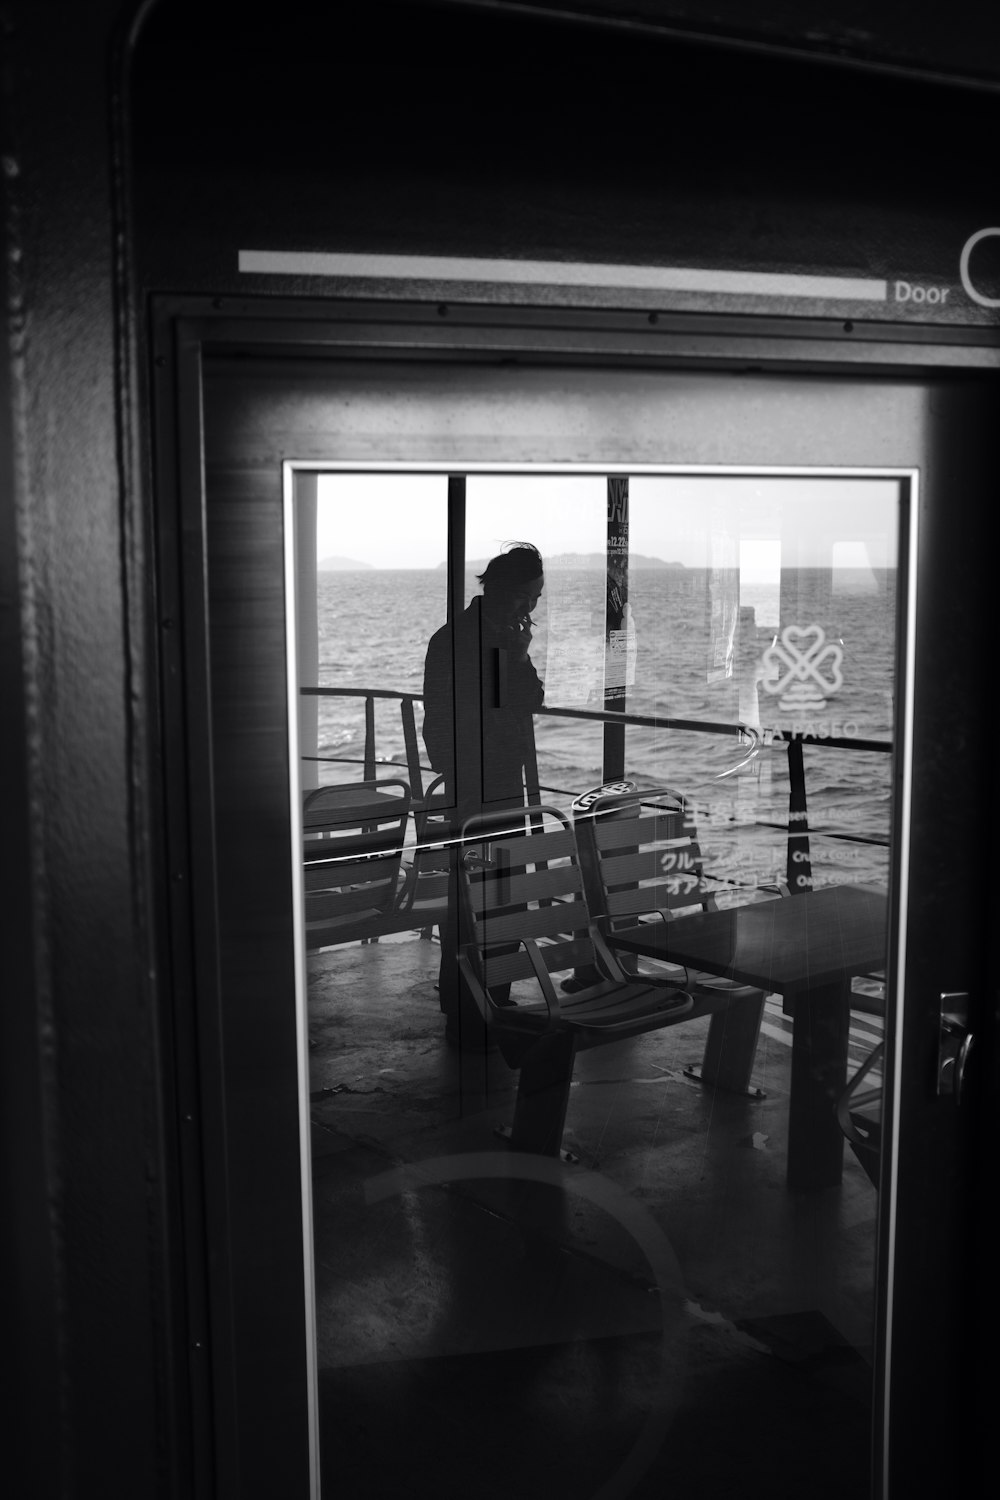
[
  {"xmin": 627, "ymin": 476, "xmax": 897, "ymax": 898},
  {"xmin": 299, "ymin": 469, "xmax": 897, "ymax": 1500},
  {"xmin": 309, "ymin": 472, "xmax": 448, "ymax": 794},
  {"xmin": 466, "ymin": 474, "xmax": 609, "ymax": 791}
]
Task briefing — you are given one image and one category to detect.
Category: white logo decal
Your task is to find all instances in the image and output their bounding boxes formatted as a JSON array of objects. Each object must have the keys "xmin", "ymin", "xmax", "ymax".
[{"xmin": 762, "ymin": 624, "xmax": 844, "ymax": 714}]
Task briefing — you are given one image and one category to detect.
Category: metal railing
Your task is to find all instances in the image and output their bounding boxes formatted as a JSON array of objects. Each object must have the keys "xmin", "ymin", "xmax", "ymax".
[
  {"xmin": 300, "ymin": 685, "xmax": 428, "ymax": 795},
  {"xmin": 298, "ymin": 686, "xmax": 892, "ymax": 878},
  {"xmin": 298, "ymin": 686, "xmax": 775, "ymax": 795}
]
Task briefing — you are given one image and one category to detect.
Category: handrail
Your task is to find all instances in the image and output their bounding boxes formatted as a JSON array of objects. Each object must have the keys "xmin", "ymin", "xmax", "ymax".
[
  {"xmin": 299, "ymin": 683, "xmax": 889, "ymax": 804},
  {"xmin": 300, "ymin": 686, "xmax": 422, "ymax": 701},
  {"xmin": 299, "ymin": 684, "xmax": 774, "ymax": 799},
  {"xmin": 300, "ymin": 684, "xmax": 891, "ymax": 751},
  {"xmin": 301, "ymin": 685, "xmax": 425, "ymax": 791},
  {"xmin": 299, "ymin": 685, "xmax": 891, "ymax": 875},
  {"xmin": 299, "ymin": 683, "xmax": 894, "ymax": 894}
]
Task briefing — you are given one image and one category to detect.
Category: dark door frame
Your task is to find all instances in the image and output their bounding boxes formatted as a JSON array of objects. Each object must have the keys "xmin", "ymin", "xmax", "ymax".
[{"xmin": 150, "ymin": 293, "xmax": 1000, "ymax": 1499}]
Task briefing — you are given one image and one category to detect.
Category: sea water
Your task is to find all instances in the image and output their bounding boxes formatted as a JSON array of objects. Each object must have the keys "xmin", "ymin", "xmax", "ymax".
[{"xmin": 313, "ymin": 566, "xmax": 896, "ymax": 896}]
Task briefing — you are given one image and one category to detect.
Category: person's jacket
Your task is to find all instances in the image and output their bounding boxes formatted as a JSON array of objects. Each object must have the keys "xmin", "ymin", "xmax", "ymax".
[{"xmin": 422, "ymin": 596, "xmax": 544, "ymax": 811}]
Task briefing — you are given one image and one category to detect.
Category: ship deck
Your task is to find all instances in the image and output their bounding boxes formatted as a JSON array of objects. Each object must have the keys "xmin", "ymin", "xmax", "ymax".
[{"xmin": 307, "ymin": 928, "xmax": 882, "ymax": 1499}]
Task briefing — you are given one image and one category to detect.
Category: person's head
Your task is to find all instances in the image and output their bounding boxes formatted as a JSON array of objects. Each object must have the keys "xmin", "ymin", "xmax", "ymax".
[{"xmin": 478, "ymin": 543, "xmax": 544, "ymax": 624}]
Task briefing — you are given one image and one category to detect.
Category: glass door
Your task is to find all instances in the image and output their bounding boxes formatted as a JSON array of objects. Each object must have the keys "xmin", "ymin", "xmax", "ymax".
[
  {"xmin": 295, "ymin": 462, "xmax": 900, "ymax": 1500},
  {"xmin": 170, "ymin": 345, "xmax": 992, "ymax": 1500}
]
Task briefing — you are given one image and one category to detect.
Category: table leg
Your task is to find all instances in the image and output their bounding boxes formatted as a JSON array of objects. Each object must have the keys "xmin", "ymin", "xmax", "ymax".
[
  {"xmin": 787, "ymin": 980, "xmax": 850, "ymax": 1191},
  {"xmin": 697, "ymin": 991, "xmax": 767, "ymax": 1097}
]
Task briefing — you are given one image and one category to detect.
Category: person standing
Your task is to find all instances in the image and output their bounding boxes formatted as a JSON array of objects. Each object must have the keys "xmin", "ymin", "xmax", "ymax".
[{"xmin": 422, "ymin": 543, "xmax": 545, "ymax": 1043}]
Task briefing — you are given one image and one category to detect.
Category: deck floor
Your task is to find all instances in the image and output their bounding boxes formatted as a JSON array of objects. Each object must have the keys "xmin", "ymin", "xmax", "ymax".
[{"xmin": 308, "ymin": 932, "xmax": 881, "ymax": 1499}]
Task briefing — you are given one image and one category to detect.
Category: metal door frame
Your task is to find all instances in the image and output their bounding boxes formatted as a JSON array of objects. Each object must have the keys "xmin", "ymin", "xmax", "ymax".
[{"xmin": 150, "ymin": 292, "xmax": 999, "ymax": 1499}]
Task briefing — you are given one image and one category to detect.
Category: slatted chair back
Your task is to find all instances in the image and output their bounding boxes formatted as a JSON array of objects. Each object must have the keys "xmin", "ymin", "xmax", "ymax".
[
  {"xmin": 456, "ymin": 804, "xmax": 694, "ymax": 1155},
  {"xmin": 582, "ymin": 786, "xmax": 716, "ymax": 933},
  {"xmin": 574, "ymin": 785, "xmax": 771, "ymax": 1099},
  {"xmin": 396, "ymin": 773, "xmax": 452, "ymax": 931},
  {"xmin": 459, "ymin": 806, "xmax": 595, "ymax": 999},
  {"xmin": 302, "ymin": 779, "xmax": 411, "ymax": 948}
]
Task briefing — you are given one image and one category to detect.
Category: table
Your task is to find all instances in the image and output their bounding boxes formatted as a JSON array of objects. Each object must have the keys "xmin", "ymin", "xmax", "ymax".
[{"xmin": 609, "ymin": 884, "xmax": 889, "ymax": 1190}]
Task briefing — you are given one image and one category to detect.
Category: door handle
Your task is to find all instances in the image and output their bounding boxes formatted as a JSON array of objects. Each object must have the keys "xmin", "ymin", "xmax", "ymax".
[{"xmin": 938, "ymin": 992, "xmax": 974, "ymax": 1104}]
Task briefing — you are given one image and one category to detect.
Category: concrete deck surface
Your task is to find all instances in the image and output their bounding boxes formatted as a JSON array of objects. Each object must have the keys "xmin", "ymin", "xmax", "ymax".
[{"xmin": 308, "ymin": 933, "xmax": 880, "ymax": 1499}]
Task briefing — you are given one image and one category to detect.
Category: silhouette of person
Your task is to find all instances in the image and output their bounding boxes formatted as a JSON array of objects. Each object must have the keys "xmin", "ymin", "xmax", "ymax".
[{"xmin": 422, "ymin": 543, "xmax": 545, "ymax": 1043}]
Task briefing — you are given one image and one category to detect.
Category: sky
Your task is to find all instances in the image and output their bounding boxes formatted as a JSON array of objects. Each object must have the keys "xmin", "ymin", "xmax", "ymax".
[{"xmin": 313, "ymin": 471, "xmax": 899, "ymax": 571}]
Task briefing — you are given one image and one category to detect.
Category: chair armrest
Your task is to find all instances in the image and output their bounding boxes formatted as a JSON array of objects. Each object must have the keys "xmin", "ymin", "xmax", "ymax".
[
  {"xmin": 603, "ymin": 920, "xmax": 693, "ymax": 989},
  {"xmin": 703, "ymin": 881, "xmax": 789, "ymax": 912},
  {"xmin": 394, "ymin": 860, "xmax": 417, "ymax": 913},
  {"xmin": 457, "ymin": 952, "xmax": 495, "ymax": 1026},
  {"xmin": 757, "ymin": 881, "xmax": 790, "ymax": 899},
  {"xmin": 523, "ymin": 939, "xmax": 562, "ymax": 1025},
  {"xmin": 590, "ymin": 925, "xmax": 632, "ymax": 983},
  {"xmin": 459, "ymin": 941, "xmax": 562, "ymax": 1029}
]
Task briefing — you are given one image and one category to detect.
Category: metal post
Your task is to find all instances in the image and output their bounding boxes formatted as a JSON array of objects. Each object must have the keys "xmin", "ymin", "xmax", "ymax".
[
  {"xmin": 294, "ymin": 472, "xmax": 320, "ymax": 791},
  {"xmin": 786, "ymin": 736, "xmax": 813, "ymax": 893},
  {"xmin": 603, "ymin": 475, "xmax": 629, "ymax": 783}
]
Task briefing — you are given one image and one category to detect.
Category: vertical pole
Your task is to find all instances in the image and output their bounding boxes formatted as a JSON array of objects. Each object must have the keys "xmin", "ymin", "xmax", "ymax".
[
  {"xmin": 363, "ymin": 697, "xmax": 376, "ymax": 782},
  {"xmin": 294, "ymin": 472, "xmax": 320, "ymax": 792},
  {"xmin": 446, "ymin": 475, "xmax": 466, "ymax": 626},
  {"xmin": 446, "ymin": 475, "xmax": 478, "ymax": 811},
  {"xmin": 401, "ymin": 697, "xmax": 423, "ymax": 801},
  {"xmin": 603, "ymin": 476, "xmax": 629, "ymax": 782},
  {"xmin": 786, "ymin": 736, "xmax": 813, "ymax": 893}
]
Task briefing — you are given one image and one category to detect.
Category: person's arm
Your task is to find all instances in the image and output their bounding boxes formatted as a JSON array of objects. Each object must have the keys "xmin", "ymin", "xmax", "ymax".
[
  {"xmin": 494, "ymin": 615, "xmax": 544, "ymax": 711},
  {"xmin": 421, "ymin": 627, "xmax": 455, "ymax": 780}
]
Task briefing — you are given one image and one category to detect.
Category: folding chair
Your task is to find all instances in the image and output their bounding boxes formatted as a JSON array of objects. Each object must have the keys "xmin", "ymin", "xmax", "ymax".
[
  {"xmin": 457, "ymin": 804, "xmax": 693, "ymax": 1156},
  {"xmin": 302, "ymin": 778, "xmax": 411, "ymax": 949},
  {"xmin": 574, "ymin": 785, "xmax": 774, "ymax": 1096}
]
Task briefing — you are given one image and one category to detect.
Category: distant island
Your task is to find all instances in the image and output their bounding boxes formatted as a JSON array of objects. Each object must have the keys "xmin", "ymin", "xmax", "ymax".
[
  {"xmin": 318, "ymin": 555, "xmax": 375, "ymax": 571},
  {"xmin": 436, "ymin": 552, "xmax": 685, "ymax": 571},
  {"xmin": 545, "ymin": 552, "xmax": 685, "ymax": 570}
]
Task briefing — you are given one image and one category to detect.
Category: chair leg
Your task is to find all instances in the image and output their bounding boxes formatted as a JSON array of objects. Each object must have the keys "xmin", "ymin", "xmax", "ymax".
[
  {"xmin": 509, "ymin": 1031, "xmax": 577, "ymax": 1156},
  {"xmin": 690, "ymin": 991, "xmax": 766, "ymax": 1097}
]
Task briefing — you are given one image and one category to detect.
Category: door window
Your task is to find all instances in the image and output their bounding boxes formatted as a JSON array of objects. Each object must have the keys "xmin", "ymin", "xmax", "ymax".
[{"xmin": 297, "ymin": 465, "xmax": 901, "ymax": 1499}]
